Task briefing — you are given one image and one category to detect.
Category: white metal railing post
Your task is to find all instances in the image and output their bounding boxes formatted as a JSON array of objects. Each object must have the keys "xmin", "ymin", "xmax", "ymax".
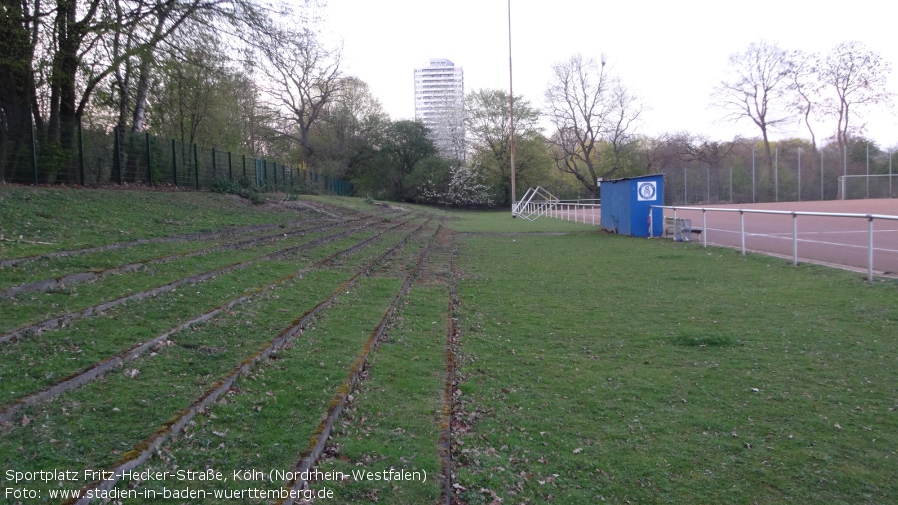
[
  {"xmin": 673, "ymin": 208, "xmax": 678, "ymax": 240},
  {"xmin": 868, "ymin": 216, "xmax": 874, "ymax": 282},
  {"xmin": 792, "ymin": 213, "xmax": 798, "ymax": 266},
  {"xmin": 649, "ymin": 206, "xmax": 653, "ymax": 237},
  {"xmin": 740, "ymin": 210, "xmax": 746, "ymax": 255},
  {"xmin": 702, "ymin": 209, "xmax": 707, "ymax": 248}
]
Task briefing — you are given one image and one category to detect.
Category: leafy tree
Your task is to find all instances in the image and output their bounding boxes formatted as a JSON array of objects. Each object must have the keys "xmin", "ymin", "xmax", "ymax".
[
  {"xmin": 0, "ymin": 0, "xmax": 279, "ymax": 182},
  {"xmin": 311, "ymin": 76, "xmax": 389, "ymax": 179},
  {"xmin": 148, "ymin": 41, "xmax": 260, "ymax": 153},
  {"xmin": 465, "ymin": 88, "xmax": 549, "ymax": 205},
  {"xmin": 403, "ymin": 155, "xmax": 452, "ymax": 203},
  {"xmin": 471, "ymin": 133, "xmax": 553, "ymax": 206},
  {"xmin": 381, "ymin": 120, "xmax": 437, "ymax": 200}
]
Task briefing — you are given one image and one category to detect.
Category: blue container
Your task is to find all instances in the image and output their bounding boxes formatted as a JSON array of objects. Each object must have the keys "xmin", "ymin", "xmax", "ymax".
[{"xmin": 599, "ymin": 174, "xmax": 664, "ymax": 237}]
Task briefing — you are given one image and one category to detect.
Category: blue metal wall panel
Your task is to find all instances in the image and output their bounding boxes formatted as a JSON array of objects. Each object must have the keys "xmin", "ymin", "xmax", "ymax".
[{"xmin": 600, "ymin": 174, "xmax": 664, "ymax": 237}]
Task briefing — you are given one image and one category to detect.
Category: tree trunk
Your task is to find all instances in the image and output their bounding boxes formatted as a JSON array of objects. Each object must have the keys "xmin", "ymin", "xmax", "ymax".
[
  {"xmin": 761, "ymin": 127, "xmax": 774, "ymax": 187},
  {"xmin": 0, "ymin": 0, "xmax": 40, "ymax": 183},
  {"xmin": 131, "ymin": 9, "xmax": 170, "ymax": 134}
]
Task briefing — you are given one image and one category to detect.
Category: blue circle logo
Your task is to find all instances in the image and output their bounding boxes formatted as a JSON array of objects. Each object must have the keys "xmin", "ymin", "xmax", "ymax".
[{"xmin": 638, "ymin": 182, "xmax": 656, "ymax": 200}]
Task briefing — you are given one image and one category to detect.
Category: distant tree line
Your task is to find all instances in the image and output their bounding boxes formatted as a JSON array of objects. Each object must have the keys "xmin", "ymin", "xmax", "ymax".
[{"xmin": 1, "ymin": 0, "xmax": 893, "ymax": 207}]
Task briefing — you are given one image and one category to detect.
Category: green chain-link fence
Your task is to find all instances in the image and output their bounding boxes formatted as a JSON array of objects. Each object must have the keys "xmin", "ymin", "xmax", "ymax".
[{"xmin": 0, "ymin": 102, "xmax": 353, "ymax": 196}]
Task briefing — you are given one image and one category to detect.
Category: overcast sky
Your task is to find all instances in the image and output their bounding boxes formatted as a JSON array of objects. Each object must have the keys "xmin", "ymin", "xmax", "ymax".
[{"xmin": 320, "ymin": 0, "xmax": 898, "ymax": 148}]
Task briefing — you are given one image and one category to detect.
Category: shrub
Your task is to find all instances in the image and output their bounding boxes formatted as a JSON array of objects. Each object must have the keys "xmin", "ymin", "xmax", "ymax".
[{"xmin": 210, "ymin": 176, "xmax": 264, "ymax": 204}]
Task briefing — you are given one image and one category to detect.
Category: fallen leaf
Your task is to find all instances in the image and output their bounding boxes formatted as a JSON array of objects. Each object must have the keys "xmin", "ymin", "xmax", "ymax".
[{"xmin": 21, "ymin": 414, "xmax": 30, "ymax": 427}]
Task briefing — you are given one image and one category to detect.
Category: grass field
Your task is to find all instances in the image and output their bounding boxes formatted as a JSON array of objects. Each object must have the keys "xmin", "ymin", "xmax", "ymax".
[{"xmin": 1, "ymin": 185, "xmax": 896, "ymax": 504}]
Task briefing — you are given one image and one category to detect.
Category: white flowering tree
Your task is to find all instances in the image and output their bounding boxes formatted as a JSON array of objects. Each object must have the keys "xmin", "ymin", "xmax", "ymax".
[{"xmin": 418, "ymin": 165, "xmax": 493, "ymax": 207}]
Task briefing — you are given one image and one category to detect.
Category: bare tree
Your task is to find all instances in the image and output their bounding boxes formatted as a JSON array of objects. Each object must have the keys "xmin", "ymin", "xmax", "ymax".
[
  {"xmin": 544, "ymin": 54, "xmax": 643, "ymax": 198},
  {"xmin": 672, "ymin": 133, "xmax": 740, "ymax": 169},
  {"xmin": 262, "ymin": 26, "xmax": 343, "ymax": 162},
  {"xmin": 714, "ymin": 40, "xmax": 793, "ymax": 182},
  {"xmin": 788, "ymin": 50, "xmax": 821, "ymax": 150},
  {"xmin": 818, "ymin": 41, "xmax": 893, "ymax": 155}
]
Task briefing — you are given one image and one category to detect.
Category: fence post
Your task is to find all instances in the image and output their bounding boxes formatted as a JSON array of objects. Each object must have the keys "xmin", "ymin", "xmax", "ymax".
[
  {"xmin": 29, "ymin": 110, "xmax": 38, "ymax": 185},
  {"xmin": 706, "ymin": 166, "xmax": 710, "ymax": 203},
  {"xmin": 729, "ymin": 166, "xmax": 733, "ymax": 203},
  {"xmin": 228, "ymin": 151, "xmax": 232, "ymax": 182},
  {"xmin": 145, "ymin": 132, "xmax": 153, "ymax": 185},
  {"xmin": 792, "ymin": 213, "xmax": 798, "ymax": 266},
  {"xmin": 193, "ymin": 143, "xmax": 199, "ymax": 190},
  {"xmin": 171, "ymin": 139, "xmax": 178, "ymax": 187},
  {"xmin": 113, "ymin": 126, "xmax": 123, "ymax": 185},
  {"xmin": 742, "ymin": 147, "xmax": 757, "ymax": 204},
  {"xmin": 211, "ymin": 147, "xmax": 217, "ymax": 181},
  {"xmin": 740, "ymin": 210, "xmax": 746, "ymax": 255},
  {"xmin": 273, "ymin": 161, "xmax": 277, "ymax": 186},
  {"xmin": 263, "ymin": 159, "xmax": 267, "ymax": 187},
  {"xmin": 866, "ymin": 143, "xmax": 870, "ymax": 199},
  {"xmin": 702, "ymin": 209, "xmax": 707, "ymax": 248},
  {"xmin": 242, "ymin": 154, "xmax": 246, "ymax": 180},
  {"xmin": 78, "ymin": 117, "xmax": 85, "ymax": 185},
  {"xmin": 867, "ymin": 216, "xmax": 874, "ymax": 282}
]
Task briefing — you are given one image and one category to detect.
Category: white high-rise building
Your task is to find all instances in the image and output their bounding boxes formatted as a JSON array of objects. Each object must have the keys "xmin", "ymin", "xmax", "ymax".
[{"xmin": 414, "ymin": 58, "xmax": 465, "ymax": 161}]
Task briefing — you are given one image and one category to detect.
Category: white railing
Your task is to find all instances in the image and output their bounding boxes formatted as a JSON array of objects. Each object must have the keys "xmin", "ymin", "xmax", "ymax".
[
  {"xmin": 513, "ymin": 187, "xmax": 601, "ymax": 225},
  {"xmin": 513, "ymin": 186, "xmax": 559, "ymax": 221},
  {"xmin": 546, "ymin": 200, "xmax": 601, "ymax": 226},
  {"xmin": 651, "ymin": 205, "xmax": 898, "ymax": 281}
]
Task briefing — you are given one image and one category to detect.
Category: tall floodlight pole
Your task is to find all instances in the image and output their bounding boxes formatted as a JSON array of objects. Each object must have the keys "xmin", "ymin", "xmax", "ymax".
[{"xmin": 508, "ymin": 0, "xmax": 516, "ymax": 216}]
